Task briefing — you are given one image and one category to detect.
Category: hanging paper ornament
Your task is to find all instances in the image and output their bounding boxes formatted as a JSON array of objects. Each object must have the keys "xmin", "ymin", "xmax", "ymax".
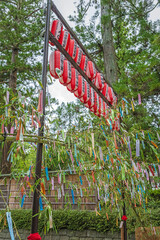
[
  {"xmin": 94, "ymin": 73, "xmax": 105, "ymax": 90},
  {"xmin": 60, "ymin": 60, "xmax": 72, "ymax": 86},
  {"xmin": 95, "ymin": 97, "xmax": 103, "ymax": 117},
  {"xmin": 138, "ymin": 93, "xmax": 141, "ymax": 104},
  {"xmin": 80, "ymin": 188, "xmax": 83, "ymax": 197},
  {"xmin": 39, "ymin": 196, "xmax": 43, "ymax": 211},
  {"xmin": 49, "ymin": 19, "xmax": 63, "ymax": 46},
  {"xmin": 6, "ymin": 212, "xmax": 14, "ymax": 240},
  {"xmin": 71, "ymin": 189, "xmax": 75, "ymax": 204},
  {"xmin": 74, "ymin": 76, "xmax": 86, "ymax": 98},
  {"xmin": 86, "ymin": 61, "xmax": 96, "ymax": 80},
  {"xmin": 45, "ymin": 167, "xmax": 49, "ymax": 181},
  {"xmin": 90, "ymin": 91, "xmax": 98, "ymax": 114},
  {"xmin": 84, "ymin": 87, "xmax": 94, "ymax": 109},
  {"xmin": 80, "ymin": 81, "xmax": 90, "ymax": 104},
  {"xmin": 136, "ymin": 139, "xmax": 140, "ymax": 157},
  {"xmin": 79, "ymin": 54, "xmax": 88, "ymax": 72},
  {"xmin": 67, "ymin": 68, "xmax": 79, "ymax": 92},
  {"xmin": 79, "ymin": 176, "xmax": 83, "ymax": 185},
  {"xmin": 68, "ymin": 39, "xmax": 77, "ymax": 59},
  {"xmin": 59, "ymin": 30, "xmax": 70, "ymax": 51},
  {"xmin": 49, "ymin": 50, "xmax": 64, "ymax": 79},
  {"xmin": 74, "ymin": 47, "xmax": 83, "ymax": 65},
  {"xmin": 51, "ymin": 177, "xmax": 54, "ymax": 190},
  {"xmin": 21, "ymin": 194, "xmax": 26, "ymax": 208}
]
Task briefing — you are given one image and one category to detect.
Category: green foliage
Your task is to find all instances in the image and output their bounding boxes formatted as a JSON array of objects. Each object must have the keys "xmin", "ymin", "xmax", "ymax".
[{"xmin": 1, "ymin": 207, "xmax": 160, "ymax": 234}]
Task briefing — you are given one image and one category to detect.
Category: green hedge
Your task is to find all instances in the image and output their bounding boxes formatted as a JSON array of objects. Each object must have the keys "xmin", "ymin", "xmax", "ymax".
[
  {"xmin": 1, "ymin": 208, "xmax": 160, "ymax": 234},
  {"xmin": 0, "ymin": 209, "xmax": 119, "ymax": 233}
]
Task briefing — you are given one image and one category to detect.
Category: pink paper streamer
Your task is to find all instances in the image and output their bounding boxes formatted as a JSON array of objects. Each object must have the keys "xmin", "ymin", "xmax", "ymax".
[
  {"xmin": 51, "ymin": 177, "xmax": 54, "ymax": 190},
  {"xmin": 5, "ymin": 127, "xmax": 8, "ymax": 134},
  {"xmin": 58, "ymin": 173, "xmax": 61, "ymax": 184},
  {"xmin": 138, "ymin": 93, "xmax": 141, "ymax": 105},
  {"xmin": 70, "ymin": 150, "xmax": 74, "ymax": 164},
  {"xmin": 10, "ymin": 127, "xmax": 14, "ymax": 134}
]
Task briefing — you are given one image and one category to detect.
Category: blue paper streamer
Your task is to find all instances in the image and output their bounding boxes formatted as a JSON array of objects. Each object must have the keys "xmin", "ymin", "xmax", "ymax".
[
  {"xmin": 99, "ymin": 202, "xmax": 101, "ymax": 211},
  {"xmin": 92, "ymin": 149, "xmax": 95, "ymax": 158},
  {"xmin": 108, "ymin": 174, "xmax": 110, "ymax": 179},
  {"xmin": 117, "ymin": 188, "xmax": 121, "ymax": 195},
  {"xmin": 148, "ymin": 133, "xmax": 151, "ymax": 141},
  {"xmin": 142, "ymin": 140, "xmax": 145, "ymax": 149},
  {"xmin": 79, "ymin": 176, "xmax": 83, "ymax": 185},
  {"xmin": 119, "ymin": 107, "xmax": 123, "ymax": 117},
  {"xmin": 6, "ymin": 212, "xmax": 14, "ymax": 240},
  {"xmin": 28, "ymin": 166, "xmax": 31, "ymax": 178},
  {"xmin": 21, "ymin": 194, "xmax": 26, "ymax": 208},
  {"xmin": 68, "ymin": 164, "xmax": 72, "ymax": 174},
  {"xmin": 109, "ymin": 120, "xmax": 112, "ymax": 130},
  {"xmin": 45, "ymin": 167, "xmax": 49, "ymax": 181},
  {"xmin": 74, "ymin": 144, "xmax": 77, "ymax": 157},
  {"xmin": 100, "ymin": 125, "xmax": 108, "ymax": 140},
  {"xmin": 103, "ymin": 157, "xmax": 106, "ymax": 163},
  {"xmin": 122, "ymin": 98, "xmax": 129, "ymax": 104},
  {"xmin": 107, "ymin": 155, "xmax": 109, "ymax": 161},
  {"xmin": 136, "ymin": 133, "xmax": 138, "ymax": 139},
  {"xmin": 39, "ymin": 196, "xmax": 43, "ymax": 211},
  {"xmin": 153, "ymin": 164, "xmax": 157, "ymax": 175},
  {"xmin": 75, "ymin": 156, "xmax": 79, "ymax": 166},
  {"xmin": 71, "ymin": 189, "xmax": 75, "ymax": 204}
]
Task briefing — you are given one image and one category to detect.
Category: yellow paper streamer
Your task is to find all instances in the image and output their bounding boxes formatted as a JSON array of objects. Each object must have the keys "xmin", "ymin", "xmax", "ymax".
[{"xmin": 131, "ymin": 101, "xmax": 134, "ymax": 111}]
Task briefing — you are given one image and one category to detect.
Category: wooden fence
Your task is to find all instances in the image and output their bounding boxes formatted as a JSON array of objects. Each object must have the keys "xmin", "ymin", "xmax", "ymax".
[{"xmin": 0, "ymin": 173, "xmax": 98, "ymax": 210}]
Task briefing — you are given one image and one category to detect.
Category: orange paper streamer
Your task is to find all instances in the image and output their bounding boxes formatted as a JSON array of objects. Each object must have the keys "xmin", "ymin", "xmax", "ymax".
[
  {"xmin": 41, "ymin": 182, "xmax": 46, "ymax": 195},
  {"xmin": 151, "ymin": 141, "xmax": 158, "ymax": 148},
  {"xmin": 92, "ymin": 171, "xmax": 95, "ymax": 183}
]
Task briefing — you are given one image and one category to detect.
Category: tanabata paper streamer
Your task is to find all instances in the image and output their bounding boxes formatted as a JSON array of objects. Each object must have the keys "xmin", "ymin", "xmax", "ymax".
[
  {"xmin": 138, "ymin": 93, "xmax": 141, "ymax": 104},
  {"xmin": 61, "ymin": 184, "xmax": 65, "ymax": 196},
  {"xmin": 27, "ymin": 233, "xmax": 41, "ymax": 240},
  {"xmin": 127, "ymin": 140, "xmax": 132, "ymax": 160},
  {"xmin": 119, "ymin": 221, "xmax": 123, "ymax": 229},
  {"xmin": 149, "ymin": 165, "xmax": 154, "ymax": 176},
  {"xmin": 99, "ymin": 147, "xmax": 103, "ymax": 161},
  {"xmin": 79, "ymin": 176, "xmax": 83, "ymax": 185},
  {"xmin": 80, "ymin": 188, "xmax": 83, "ymax": 197},
  {"xmin": 99, "ymin": 202, "xmax": 101, "ymax": 211},
  {"xmin": 45, "ymin": 167, "xmax": 49, "ymax": 181},
  {"xmin": 51, "ymin": 177, "xmax": 54, "ymax": 190},
  {"xmin": 71, "ymin": 189, "xmax": 75, "ymax": 204},
  {"xmin": 68, "ymin": 164, "xmax": 72, "ymax": 174},
  {"xmin": 91, "ymin": 132, "xmax": 94, "ymax": 149},
  {"xmin": 148, "ymin": 133, "xmax": 151, "ymax": 141},
  {"xmin": 21, "ymin": 194, "xmax": 26, "ymax": 208},
  {"xmin": 39, "ymin": 196, "xmax": 43, "ymax": 211},
  {"xmin": 136, "ymin": 139, "xmax": 140, "ymax": 157},
  {"xmin": 6, "ymin": 212, "xmax": 14, "ymax": 240},
  {"xmin": 74, "ymin": 144, "xmax": 77, "ymax": 157}
]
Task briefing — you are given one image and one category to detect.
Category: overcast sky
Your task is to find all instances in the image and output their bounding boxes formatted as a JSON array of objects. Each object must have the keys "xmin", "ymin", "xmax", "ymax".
[{"xmin": 48, "ymin": 0, "xmax": 160, "ymax": 105}]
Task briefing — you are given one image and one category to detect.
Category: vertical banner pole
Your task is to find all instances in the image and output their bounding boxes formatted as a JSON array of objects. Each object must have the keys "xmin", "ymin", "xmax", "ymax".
[{"xmin": 31, "ymin": 0, "xmax": 51, "ymax": 234}]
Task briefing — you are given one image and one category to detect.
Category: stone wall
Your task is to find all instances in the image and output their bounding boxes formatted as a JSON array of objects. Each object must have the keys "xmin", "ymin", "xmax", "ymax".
[{"xmin": 0, "ymin": 229, "xmax": 135, "ymax": 240}]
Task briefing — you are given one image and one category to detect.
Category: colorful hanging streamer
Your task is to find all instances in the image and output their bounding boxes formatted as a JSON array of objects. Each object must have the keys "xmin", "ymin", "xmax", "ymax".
[{"xmin": 6, "ymin": 212, "xmax": 14, "ymax": 240}]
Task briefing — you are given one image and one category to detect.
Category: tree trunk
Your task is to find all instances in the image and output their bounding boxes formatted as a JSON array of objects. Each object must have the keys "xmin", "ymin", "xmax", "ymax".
[
  {"xmin": 101, "ymin": 0, "xmax": 118, "ymax": 84},
  {"xmin": 1, "ymin": 47, "xmax": 18, "ymax": 174}
]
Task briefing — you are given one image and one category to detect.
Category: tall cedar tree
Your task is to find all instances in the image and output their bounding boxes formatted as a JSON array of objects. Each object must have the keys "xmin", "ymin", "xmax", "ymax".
[{"xmin": 0, "ymin": 0, "xmax": 44, "ymax": 173}]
